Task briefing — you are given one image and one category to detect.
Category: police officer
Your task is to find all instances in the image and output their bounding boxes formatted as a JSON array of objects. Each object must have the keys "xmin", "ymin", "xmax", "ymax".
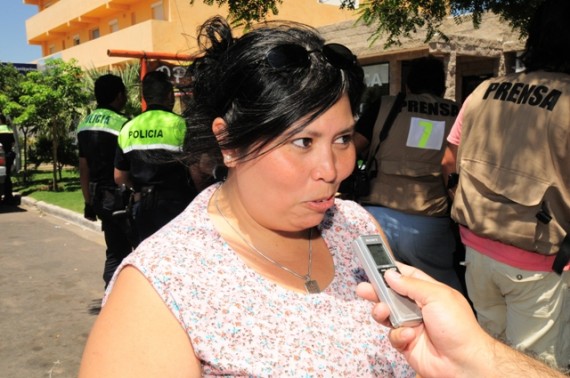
[
  {"xmin": 0, "ymin": 114, "xmax": 16, "ymax": 203},
  {"xmin": 355, "ymin": 56, "xmax": 463, "ymax": 292},
  {"xmin": 442, "ymin": 0, "xmax": 570, "ymax": 368},
  {"xmin": 77, "ymin": 74, "xmax": 133, "ymax": 288},
  {"xmin": 114, "ymin": 71, "xmax": 200, "ymax": 246},
  {"xmin": 0, "ymin": 114, "xmax": 17, "ymax": 205}
]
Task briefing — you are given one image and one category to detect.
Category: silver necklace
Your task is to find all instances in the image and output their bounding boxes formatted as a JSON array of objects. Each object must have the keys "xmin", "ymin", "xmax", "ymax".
[{"xmin": 214, "ymin": 187, "xmax": 320, "ymax": 294}]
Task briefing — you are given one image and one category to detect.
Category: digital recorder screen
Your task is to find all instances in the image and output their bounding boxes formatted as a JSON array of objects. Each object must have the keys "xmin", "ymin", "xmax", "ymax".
[{"xmin": 368, "ymin": 243, "xmax": 392, "ymax": 266}]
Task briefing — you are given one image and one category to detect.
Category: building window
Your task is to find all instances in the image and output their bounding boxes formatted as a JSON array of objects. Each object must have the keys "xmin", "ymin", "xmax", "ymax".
[
  {"xmin": 152, "ymin": 1, "xmax": 165, "ymax": 20},
  {"xmin": 360, "ymin": 63, "xmax": 390, "ymax": 112},
  {"xmin": 131, "ymin": 12, "xmax": 137, "ymax": 25},
  {"xmin": 48, "ymin": 45, "xmax": 56, "ymax": 55},
  {"xmin": 72, "ymin": 34, "xmax": 80, "ymax": 46},
  {"xmin": 109, "ymin": 19, "xmax": 119, "ymax": 33},
  {"xmin": 90, "ymin": 28, "xmax": 100, "ymax": 40}
]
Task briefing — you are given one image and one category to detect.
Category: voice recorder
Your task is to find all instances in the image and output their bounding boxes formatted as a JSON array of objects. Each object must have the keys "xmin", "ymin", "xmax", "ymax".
[{"xmin": 353, "ymin": 234, "xmax": 423, "ymax": 328}]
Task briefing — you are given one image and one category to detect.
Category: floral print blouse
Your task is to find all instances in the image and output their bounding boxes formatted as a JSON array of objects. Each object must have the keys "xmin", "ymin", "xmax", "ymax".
[{"xmin": 107, "ymin": 184, "xmax": 415, "ymax": 377}]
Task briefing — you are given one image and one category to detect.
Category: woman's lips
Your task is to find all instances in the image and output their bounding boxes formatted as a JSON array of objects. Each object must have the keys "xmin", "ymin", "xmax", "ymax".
[{"xmin": 306, "ymin": 195, "xmax": 335, "ymax": 212}]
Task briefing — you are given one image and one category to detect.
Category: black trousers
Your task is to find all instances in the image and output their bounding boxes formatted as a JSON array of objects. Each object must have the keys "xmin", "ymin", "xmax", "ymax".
[
  {"xmin": 100, "ymin": 214, "xmax": 133, "ymax": 287},
  {"xmin": 132, "ymin": 196, "xmax": 190, "ymax": 247},
  {"xmin": 2, "ymin": 151, "xmax": 15, "ymax": 200},
  {"xmin": 91, "ymin": 186, "xmax": 134, "ymax": 288}
]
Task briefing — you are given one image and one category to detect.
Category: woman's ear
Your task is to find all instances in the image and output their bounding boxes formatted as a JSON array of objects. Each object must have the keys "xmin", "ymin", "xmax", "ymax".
[
  {"xmin": 212, "ymin": 117, "xmax": 227, "ymax": 143},
  {"xmin": 212, "ymin": 117, "xmax": 237, "ymax": 167}
]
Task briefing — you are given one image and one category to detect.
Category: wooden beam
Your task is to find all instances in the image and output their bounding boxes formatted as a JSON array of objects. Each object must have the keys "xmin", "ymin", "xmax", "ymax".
[{"xmin": 107, "ymin": 49, "xmax": 195, "ymax": 61}]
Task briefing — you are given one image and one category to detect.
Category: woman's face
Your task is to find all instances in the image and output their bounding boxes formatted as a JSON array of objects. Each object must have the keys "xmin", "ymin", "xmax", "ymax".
[{"xmin": 229, "ymin": 94, "xmax": 356, "ymax": 232}]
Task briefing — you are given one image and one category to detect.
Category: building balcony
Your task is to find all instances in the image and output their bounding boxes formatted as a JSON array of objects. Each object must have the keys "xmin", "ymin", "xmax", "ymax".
[
  {"xmin": 26, "ymin": 0, "xmax": 140, "ymax": 44},
  {"xmin": 38, "ymin": 19, "xmax": 176, "ymax": 68}
]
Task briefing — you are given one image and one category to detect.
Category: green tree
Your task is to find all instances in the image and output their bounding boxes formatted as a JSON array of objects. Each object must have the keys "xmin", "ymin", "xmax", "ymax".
[
  {"xmin": 192, "ymin": 0, "xmax": 544, "ymax": 45},
  {"xmin": 192, "ymin": 0, "xmax": 281, "ymax": 28},
  {"xmin": 346, "ymin": 0, "xmax": 544, "ymax": 46},
  {"xmin": 29, "ymin": 134, "xmax": 78, "ymax": 171},
  {"xmin": 83, "ymin": 62, "xmax": 142, "ymax": 119},
  {"xmin": 16, "ymin": 59, "xmax": 89, "ymax": 191},
  {"xmin": 0, "ymin": 64, "xmax": 34, "ymax": 182},
  {"xmin": 0, "ymin": 64, "xmax": 22, "ymax": 111}
]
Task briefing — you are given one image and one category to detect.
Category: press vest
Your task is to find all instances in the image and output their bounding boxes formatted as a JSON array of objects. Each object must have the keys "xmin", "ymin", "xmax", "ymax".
[
  {"xmin": 0, "ymin": 124, "xmax": 13, "ymax": 134},
  {"xmin": 361, "ymin": 93, "xmax": 459, "ymax": 216},
  {"xmin": 452, "ymin": 71, "xmax": 570, "ymax": 255}
]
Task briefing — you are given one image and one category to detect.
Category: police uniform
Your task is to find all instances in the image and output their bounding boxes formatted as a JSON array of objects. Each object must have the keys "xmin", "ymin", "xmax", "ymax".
[
  {"xmin": 452, "ymin": 71, "xmax": 570, "ymax": 368},
  {"xmin": 359, "ymin": 93, "xmax": 463, "ymax": 291},
  {"xmin": 0, "ymin": 122, "xmax": 16, "ymax": 203},
  {"xmin": 115, "ymin": 104, "xmax": 196, "ymax": 245},
  {"xmin": 77, "ymin": 106, "xmax": 132, "ymax": 286}
]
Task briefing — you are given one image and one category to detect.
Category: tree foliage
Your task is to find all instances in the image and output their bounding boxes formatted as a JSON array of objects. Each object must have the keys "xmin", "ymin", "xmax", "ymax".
[
  {"xmin": 347, "ymin": 0, "xmax": 546, "ymax": 46},
  {"xmin": 191, "ymin": 0, "xmax": 282, "ymax": 28},
  {"xmin": 0, "ymin": 64, "xmax": 33, "ymax": 182},
  {"xmin": 29, "ymin": 134, "xmax": 78, "ymax": 174},
  {"xmin": 191, "ymin": 0, "xmax": 546, "ymax": 46},
  {"xmin": 83, "ymin": 62, "xmax": 142, "ymax": 119},
  {"xmin": 17, "ymin": 59, "xmax": 89, "ymax": 191},
  {"xmin": 0, "ymin": 64, "xmax": 23, "ymax": 113}
]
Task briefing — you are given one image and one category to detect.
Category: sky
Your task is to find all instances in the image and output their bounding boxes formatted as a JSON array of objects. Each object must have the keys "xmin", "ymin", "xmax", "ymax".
[{"xmin": 1, "ymin": 2, "xmax": 42, "ymax": 64}]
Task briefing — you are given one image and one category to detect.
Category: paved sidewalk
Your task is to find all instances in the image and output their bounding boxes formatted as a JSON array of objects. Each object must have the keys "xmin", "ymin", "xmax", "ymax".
[
  {"xmin": 21, "ymin": 196, "xmax": 102, "ymax": 233},
  {"xmin": 0, "ymin": 198, "xmax": 106, "ymax": 378}
]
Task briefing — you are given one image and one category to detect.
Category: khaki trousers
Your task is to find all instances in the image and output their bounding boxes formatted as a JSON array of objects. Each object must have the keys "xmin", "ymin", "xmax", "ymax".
[{"xmin": 465, "ymin": 246, "xmax": 570, "ymax": 370}]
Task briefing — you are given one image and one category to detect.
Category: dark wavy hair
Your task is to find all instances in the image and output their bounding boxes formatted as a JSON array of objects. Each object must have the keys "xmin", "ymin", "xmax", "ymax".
[
  {"xmin": 520, "ymin": 0, "xmax": 570, "ymax": 74},
  {"xmin": 182, "ymin": 16, "xmax": 365, "ymax": 174}
]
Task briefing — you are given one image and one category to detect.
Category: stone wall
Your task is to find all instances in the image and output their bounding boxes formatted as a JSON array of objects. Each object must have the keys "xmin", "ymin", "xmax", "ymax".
[{"xmin": 318, "ymin": 12, "xmax": 526, "ymax": 103}]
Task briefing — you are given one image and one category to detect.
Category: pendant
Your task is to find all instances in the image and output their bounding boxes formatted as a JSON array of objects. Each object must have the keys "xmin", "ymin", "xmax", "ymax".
[{"xmin": 304, "ymin": 279, "xmax": 321, "ymax": 294}]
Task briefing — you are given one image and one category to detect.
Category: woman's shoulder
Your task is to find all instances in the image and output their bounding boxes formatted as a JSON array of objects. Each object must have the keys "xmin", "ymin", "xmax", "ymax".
[{"xmin": 323, "ymin": 198, "xmax": 377, "ymax": 233}]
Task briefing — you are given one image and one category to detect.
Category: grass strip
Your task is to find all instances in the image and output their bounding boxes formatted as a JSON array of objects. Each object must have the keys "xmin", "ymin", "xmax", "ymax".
[{"xmin": 13, "ymin": 168, "xmax": 84, "ymax": 214}]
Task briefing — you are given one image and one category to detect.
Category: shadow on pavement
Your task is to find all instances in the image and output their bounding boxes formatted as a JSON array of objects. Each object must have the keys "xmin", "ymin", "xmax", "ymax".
[
  {"xmin": 88, "ymin": 298, "xmax": 102, "ymax": 315},
  {"xmin": 0, "ymin": 204, "xmax": 26, "ymax": 214}
]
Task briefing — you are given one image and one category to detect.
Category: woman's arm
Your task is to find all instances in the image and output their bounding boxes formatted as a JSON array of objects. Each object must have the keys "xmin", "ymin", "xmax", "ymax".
[{"xmin": 79, "ymin": 266, "xmax": 201, "ymax": 377}]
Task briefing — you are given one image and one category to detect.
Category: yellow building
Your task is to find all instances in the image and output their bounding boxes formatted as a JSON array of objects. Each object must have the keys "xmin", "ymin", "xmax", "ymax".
[
  {"xmin": 25, "ymin": 1, "xmax": 525, "ymax": 104},
  {"xmin": 24, "ymin": 0, "xmax": 356, "ymax": 69}
]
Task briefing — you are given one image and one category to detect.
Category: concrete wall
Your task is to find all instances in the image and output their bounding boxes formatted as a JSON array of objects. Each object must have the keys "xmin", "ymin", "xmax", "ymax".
[{"xmin": 319, "ymin": 12, "xmax": 526, "ymax": 103}]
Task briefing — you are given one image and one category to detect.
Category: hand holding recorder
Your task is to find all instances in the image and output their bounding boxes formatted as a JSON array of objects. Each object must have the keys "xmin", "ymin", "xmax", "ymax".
[
  {"xmin": 352, "ymin": 235, "xmax": 422, "ymax": 327},
  {"xmin": 356, "ymin": 263, "xmax": 565, "ymax": 378}
]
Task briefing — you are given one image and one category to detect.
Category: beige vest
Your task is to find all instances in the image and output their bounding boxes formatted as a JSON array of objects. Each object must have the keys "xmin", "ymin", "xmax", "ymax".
[
  {"xmin": 452, "ymin": 71, "xmax": 570, "ymax": 255},
  {"xmin": 362, "ymin": 93, "xmax": 459, "ymax": 217}
]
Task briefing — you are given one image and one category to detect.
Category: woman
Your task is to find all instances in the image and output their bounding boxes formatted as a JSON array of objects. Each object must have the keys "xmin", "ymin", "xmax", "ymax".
[{"xmin": 79, "ymin": 16, "xmax": 414, "ymax": 377}]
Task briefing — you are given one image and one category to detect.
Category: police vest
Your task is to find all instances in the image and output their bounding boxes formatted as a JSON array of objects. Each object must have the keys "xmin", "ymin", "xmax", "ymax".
[
  {"xmin": 0, "ymin": 124, "xmax": 15, "ymax": 153},
  {"xmin": 0, "ymin": 124, "xmax": 13, "ymax": 134},
  {"xmin": 77, "ymin": 108, "xmax": 127, "ymax": 136},
  {"xmin": 117, "ymin": 110, "xmax": 185, "ymax": 154},
  {"xmin": 361, "ymin": 93, "xmax": 459, "ymax": 216},
  {"xmin": 452, "ymin": 71, "xmax": 570, "ymax": 255}
]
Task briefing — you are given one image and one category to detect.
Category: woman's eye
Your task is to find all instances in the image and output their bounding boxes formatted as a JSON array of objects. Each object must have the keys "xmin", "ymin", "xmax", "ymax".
[
  {"xmin": 292, "ymin": 138, "xmax": 312, "ymax": 148},
  {"xmin": 335, "ymin": 134, "xmax": 353, "ymax": 145}
]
